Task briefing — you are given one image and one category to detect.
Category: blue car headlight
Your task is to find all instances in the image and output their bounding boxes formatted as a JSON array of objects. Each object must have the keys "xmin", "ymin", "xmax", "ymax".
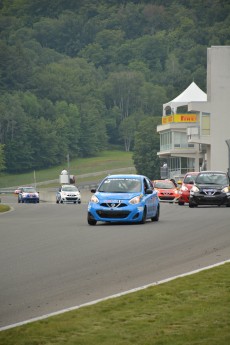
[
  {"xmin": 129, "ymin": 195, "xmax": 142, "ymax": 204},
  {"xmin": 90, "ymin": 195, "xmax": 99, "ymax": 203}
]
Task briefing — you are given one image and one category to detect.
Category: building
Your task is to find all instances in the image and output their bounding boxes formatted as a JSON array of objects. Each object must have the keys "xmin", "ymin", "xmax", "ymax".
[{"xmin": 157, "ymin": 46, "xmax": 230, "ymax": 180}]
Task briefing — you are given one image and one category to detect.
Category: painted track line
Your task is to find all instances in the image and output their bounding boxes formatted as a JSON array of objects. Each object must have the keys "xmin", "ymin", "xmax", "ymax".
[{"xmin": 1, "ymin": 259, "xmax": 229, "ymax": 332}]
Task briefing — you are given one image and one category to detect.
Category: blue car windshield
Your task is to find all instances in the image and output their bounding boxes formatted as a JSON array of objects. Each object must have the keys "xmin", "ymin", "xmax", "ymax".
[{"xmin": 98, "ymin": 178, "xmax": 142, "ymax": 193}]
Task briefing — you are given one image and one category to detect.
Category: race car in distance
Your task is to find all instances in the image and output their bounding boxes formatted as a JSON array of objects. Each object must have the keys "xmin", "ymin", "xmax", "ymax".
[
  {"xmin": 18, "ymin": 187, "xmax": 40, "ymax": 203},
  {"xmin": 14, "ymin": 186, "xmax": 23, "ymax": 195},
  {"xmin": 56, "ymin": 184, "xmax": 81, "ymax": 204},
  {"xmin": 178, "ymin": 172, "xmax": 199, "ymax": 205},
  {"xmin": 152, "ymin": 179, "xmax": 179, "ymax": 203},
  {"xmin": 88, "ymin": 174, "xmax": 160, "ymax": 225}
]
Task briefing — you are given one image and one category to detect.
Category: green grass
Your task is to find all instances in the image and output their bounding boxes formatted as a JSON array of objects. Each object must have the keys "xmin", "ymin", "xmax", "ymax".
[
  {"xmin": 0, "ymin": 150, "xmax": 134, "ymax": 188},
  {"xmin": 0, "ymin": 263, "xmax": 229, "ymax": 344},
  {"xmin": 0, "ymin": 204, "xmax": 10, "ymax": 212}
]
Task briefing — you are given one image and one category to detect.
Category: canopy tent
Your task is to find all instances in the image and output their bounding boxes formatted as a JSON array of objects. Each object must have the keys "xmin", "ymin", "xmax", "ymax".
[{"xmin": 163, "ymin": 81, "xmax": 207, "ymax": 115}]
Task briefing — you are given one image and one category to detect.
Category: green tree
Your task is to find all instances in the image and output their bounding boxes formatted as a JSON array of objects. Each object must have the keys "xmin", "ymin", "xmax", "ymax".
[
  {"xmin": 104, "ymin": 71, "xmax": 144, "ymax": 121},
  {"xmin": 0, "ymin": 144, "xmax": 6, "ymax": 172},
  {"xmin": 79, "ymin": 43, "xmax": 105, "ymax": 67},
  {"xmin": 133, "ymin": 117, "xmax": 161, "ymax": 180},
  {"xmin": 20, "ymin": 91, "xmax": 41, "ymax": 118},
  {"xmin": 34, "ymin": 57, "xmax": 101, "ymax": 104},
  {"xmin": 0, "ymin": 0, "xmax": 230, "ymax": 173},
  {"xmin": 0, "ymin": 93, "xmax": 34, "ymax": 172},
  {"xmin": 0, "ymin": 41, "xmax": 33, "ymax": 91},
  {"xmin": 139, "ymin": 82, "xmax": 167, "ymax": 116},
  {"xmin": 54, "ymin": 101, "xmax": 81, "ymax": 158},
  {"xmin": 79, "ymin": 99, "xmax": 108, "ymax": 157},
  {"xmin": 26, "ymin": 117, "xmax": 61, "ymax": 168},
  {"xmin": 119, "ymin": 116, "xmax": 136, "ymax": 152},
  {"xmin": 104, "ymin": 106, "xmax": 121, "ymax": 146}
]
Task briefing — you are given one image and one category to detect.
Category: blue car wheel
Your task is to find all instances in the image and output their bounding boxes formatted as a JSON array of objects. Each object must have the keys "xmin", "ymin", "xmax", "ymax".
[
  {"xmin": 140, "ymin": 207, "xmax": 147, "ymax": 224},
  {"xmin": 151, "ymin": 204, "xmax": 160, "ymax": 221},
  {"xmin": 88, "ymin": 213, "xmax": 97, "ymax": 225}
]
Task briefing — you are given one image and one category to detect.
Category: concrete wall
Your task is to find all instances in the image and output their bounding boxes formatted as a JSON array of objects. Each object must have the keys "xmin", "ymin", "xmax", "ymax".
[{"xmin": 208, "ymin": 46, "xmax": 230, "ymax": 172}]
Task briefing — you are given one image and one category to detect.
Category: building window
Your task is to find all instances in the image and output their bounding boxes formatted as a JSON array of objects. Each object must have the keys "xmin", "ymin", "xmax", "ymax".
[
  {"xmin": 169, "ymin": 157, "xmax": 195, "ymax": 176},
  {"xmin": 160, "ymin": 131, "xmax": 172, "ymax": 151},
  {"xmin": 173, "ymin": 132, "xmax": 194, "ymax": 148},
  {"xmin": 201, "ymin": 112, "xmax": 210, "ymax": 135}
]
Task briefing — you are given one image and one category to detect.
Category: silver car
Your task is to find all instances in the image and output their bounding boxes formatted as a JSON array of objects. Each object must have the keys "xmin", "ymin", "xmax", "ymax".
[{"xmin": 56, "ymin": 185, "xmax": 81, "ymax": 204}]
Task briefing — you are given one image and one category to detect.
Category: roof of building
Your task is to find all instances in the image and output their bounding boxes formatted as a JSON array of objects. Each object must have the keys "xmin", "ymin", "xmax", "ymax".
[{"xmin": 163, "ymin": 81, "xmax": 207, "ymax": 115}]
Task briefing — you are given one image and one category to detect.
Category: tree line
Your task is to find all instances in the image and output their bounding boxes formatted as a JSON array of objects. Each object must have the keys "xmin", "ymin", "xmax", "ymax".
[{"xmin": 0, "ymin": 0, "xmax": 229, "ymax": 177}]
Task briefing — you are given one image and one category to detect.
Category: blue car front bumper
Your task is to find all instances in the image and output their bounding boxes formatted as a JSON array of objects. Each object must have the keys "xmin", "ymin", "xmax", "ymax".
[{"xmin": 88, "ymin": 202, "xmax": 146, "ymax": 223}]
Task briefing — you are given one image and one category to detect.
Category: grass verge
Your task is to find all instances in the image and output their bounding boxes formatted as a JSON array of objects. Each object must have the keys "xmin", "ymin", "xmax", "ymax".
[
  {"xmin": 0, "ymin": 204, "xmax": 10, "ymax": 212},
  {"xmin": 0, "ymin": 263, "xmax": 229, "ymax": 344},
  {"xmin": 0, "ymin": 150, "xmax": 134, "ymax": 188}
]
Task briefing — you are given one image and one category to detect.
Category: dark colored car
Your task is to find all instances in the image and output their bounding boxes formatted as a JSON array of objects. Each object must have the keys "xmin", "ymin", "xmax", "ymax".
[
  {"xmin": 87, "ymin": 174, "xmax": 160, "ymax": 225},
  {"xmin": 189, "ymin": 171, "xmax": 230, "ymax": 207},
  {"xmin": 18, "ymin": 187, "xmax": 40, "ymax": 203},
  {"xmin": 178, "ymin": 172, "xmax": 199, "ymax": 205}
]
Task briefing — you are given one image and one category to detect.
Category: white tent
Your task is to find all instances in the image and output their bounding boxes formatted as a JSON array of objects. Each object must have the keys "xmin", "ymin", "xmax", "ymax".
[{"xmin": 163, "ymin": 81, "xmax": 207, "ymax": 115}]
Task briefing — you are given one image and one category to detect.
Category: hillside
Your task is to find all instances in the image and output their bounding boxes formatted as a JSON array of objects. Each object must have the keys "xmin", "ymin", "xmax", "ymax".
[{"xmin": 0, "ymin": 0, "xmax": 229, "ymax": 173}]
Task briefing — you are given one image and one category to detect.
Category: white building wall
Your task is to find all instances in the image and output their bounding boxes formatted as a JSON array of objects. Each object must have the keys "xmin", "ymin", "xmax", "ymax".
[
  {"xmin": 158, "ymin": 46, "xmax": 230, "ymax": 176},
  {"xmin": 208, "ymin": 46, "xmax": 230, "ymax": 172}
]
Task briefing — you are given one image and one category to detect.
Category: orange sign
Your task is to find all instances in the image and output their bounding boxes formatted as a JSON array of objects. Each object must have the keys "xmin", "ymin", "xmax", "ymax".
[
  {"xmin": 162, "ymin": 114, "xmax": 197, "ymax": 124},
  {"xmin": 162, "ymin": 115, "xmax": 174, "ymax": 124}
]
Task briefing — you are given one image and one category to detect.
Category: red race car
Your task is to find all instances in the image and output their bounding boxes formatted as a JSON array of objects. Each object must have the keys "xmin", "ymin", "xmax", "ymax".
[
  {"xmin": 178, "ymin": 172, "xmax": 199, "ymax": 205},
  {"xmin": 14, "ymin": 186, "xmax": 24, "ymax": 195},
  {"xmin": 153, "ymin": 179, "xmax": 179, "ymax": 203}
]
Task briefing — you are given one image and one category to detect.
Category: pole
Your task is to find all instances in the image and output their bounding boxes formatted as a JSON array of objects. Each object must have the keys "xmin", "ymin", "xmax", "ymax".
[
  {"xmin": 67, "ymin": 153, "xmax": 70, "ymax": 184},
  {"xmin": 226, "ymin": 140, "xmax": 230, "ymax": 179},
  {"xmin": 34, "ymin": 170, "xmax": 36, "ymax": 189}
]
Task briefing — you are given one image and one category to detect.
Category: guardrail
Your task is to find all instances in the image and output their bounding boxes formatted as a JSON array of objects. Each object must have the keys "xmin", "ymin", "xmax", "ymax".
[{"xmin": 0, "ymin": 189, "xmax": 15, "ymax": 194}]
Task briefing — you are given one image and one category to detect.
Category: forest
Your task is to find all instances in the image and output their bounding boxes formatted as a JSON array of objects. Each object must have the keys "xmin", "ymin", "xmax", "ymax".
[{"xmin": 0, "ymin": 0, "xmax": 229, "ymax": 175}]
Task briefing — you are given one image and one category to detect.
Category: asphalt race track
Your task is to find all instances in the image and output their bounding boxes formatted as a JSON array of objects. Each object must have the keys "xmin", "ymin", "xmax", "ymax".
[{"xmin": 0, "ymin": 194, "xmax": 230, "ymax": 329}]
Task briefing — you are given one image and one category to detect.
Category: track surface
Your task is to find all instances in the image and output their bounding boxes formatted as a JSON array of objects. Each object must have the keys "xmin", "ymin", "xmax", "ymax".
[{"xmin": 0, "ymin": 195, "xmax": 229, "ymax": 328}]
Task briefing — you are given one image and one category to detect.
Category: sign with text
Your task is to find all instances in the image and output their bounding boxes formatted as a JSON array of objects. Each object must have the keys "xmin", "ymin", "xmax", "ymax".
[{"xmin": 162, "ymin": 114, "xmax": 197, "ymax": 124}]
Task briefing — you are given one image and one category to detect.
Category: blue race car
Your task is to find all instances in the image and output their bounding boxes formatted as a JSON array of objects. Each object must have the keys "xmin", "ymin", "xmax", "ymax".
[
  {"xmin": 87, "ymin": 174, "xmax": 160, "ymax": 225},
  {"xmin": 18, "ymin": 186, "xmax": 40, "ymax": 203}
]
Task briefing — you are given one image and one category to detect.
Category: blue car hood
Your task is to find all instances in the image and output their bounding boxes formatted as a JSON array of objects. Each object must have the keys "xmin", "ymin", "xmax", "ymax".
[{"xmin": 96, "ymin": 192, "xmax": 141, "ymax": 201}]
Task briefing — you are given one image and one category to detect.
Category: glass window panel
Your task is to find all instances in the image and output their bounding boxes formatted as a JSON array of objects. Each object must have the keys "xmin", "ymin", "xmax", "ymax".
[
  {"xmin": 201, "ymin": 113, "xmax": 210, "ymax": 135},
  {"xmin": 173, "ymin": 132, "xmax": 188, "ymax": 148}
]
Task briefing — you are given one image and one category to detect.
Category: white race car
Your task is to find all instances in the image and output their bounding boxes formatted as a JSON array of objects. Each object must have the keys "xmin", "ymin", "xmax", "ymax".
[{"xmin": 56, "ymin": 185, "xmax": 81, "ymax": 204}]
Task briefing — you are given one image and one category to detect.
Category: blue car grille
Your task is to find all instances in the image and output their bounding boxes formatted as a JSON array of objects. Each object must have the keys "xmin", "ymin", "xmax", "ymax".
[
  {"xmin": 100, "ymin": 202, "xmax": 127, "ymax": 208},
  {"xmin": 96, "ymin": 210, "xmax": 130, "ymax": 219}
]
